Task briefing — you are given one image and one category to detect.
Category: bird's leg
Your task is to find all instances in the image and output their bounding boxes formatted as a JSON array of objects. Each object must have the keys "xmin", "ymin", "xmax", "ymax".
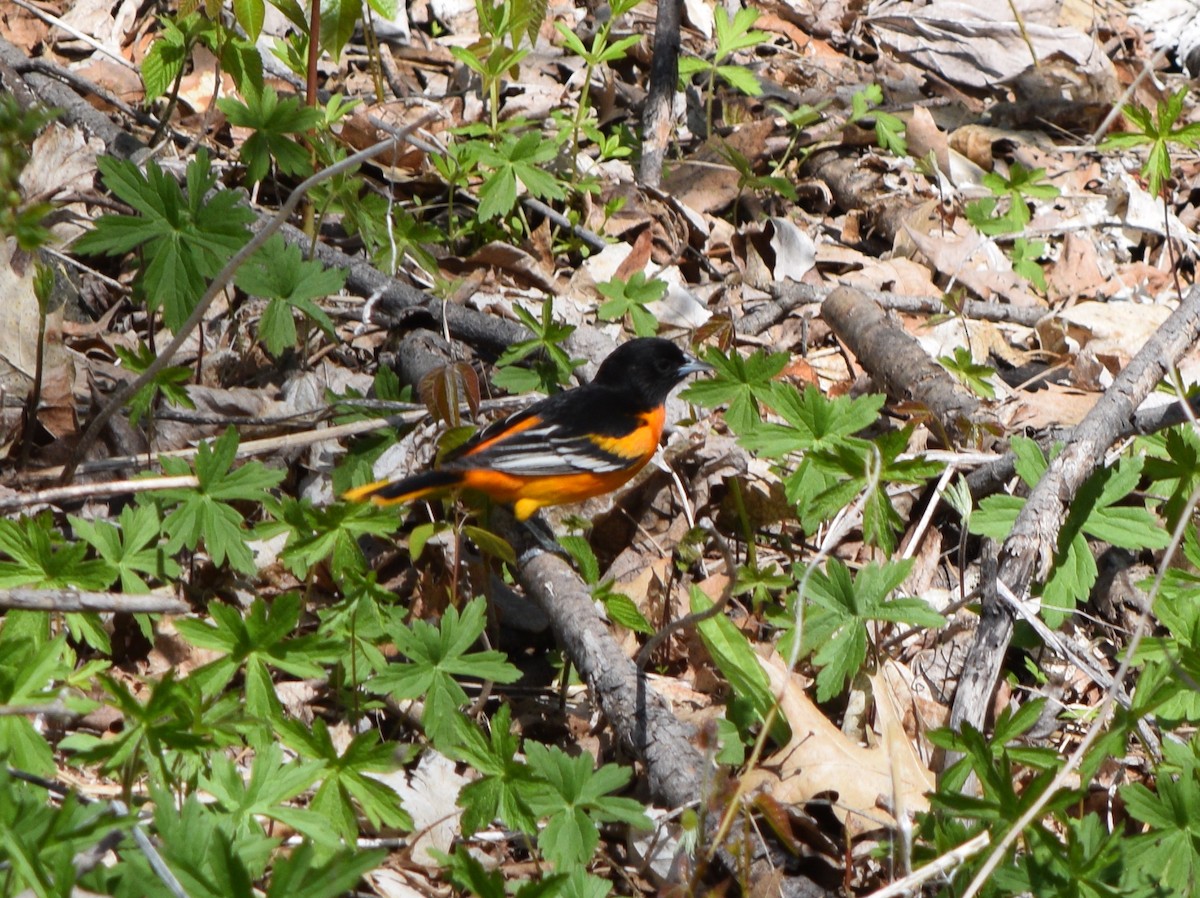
[{"xmin": 520, "ymin": 512, "xmax": 570, "ymax": 560}]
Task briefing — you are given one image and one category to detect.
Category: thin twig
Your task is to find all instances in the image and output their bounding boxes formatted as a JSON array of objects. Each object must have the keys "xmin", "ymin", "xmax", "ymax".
[
  {"xmin": 2, "ymin": 475, "xmax": 199, "ymax": 512},
  {"xmin": 864, "ymin": 831, "xmax": 991, "ymax": 898},
  {"xmin": 0, "ymin": 587, "xmax": 189, "ymax": 613}
]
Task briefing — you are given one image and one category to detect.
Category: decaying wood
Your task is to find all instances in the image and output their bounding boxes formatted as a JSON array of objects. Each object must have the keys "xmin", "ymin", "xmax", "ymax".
[
  {"xmin": 822, "ymin": 286, "xmax": 1000, "ymax": 447},
  {"xmin": 639, "ymin": 0, "xmax": 681, "ymax": 187},
  {"xmin": 948, "ymin": 284, "xmax": 1200, "ymax": 748},
  {"xmin": 499, "ymin": 516, "xmax": 832, "ymax": 897}
]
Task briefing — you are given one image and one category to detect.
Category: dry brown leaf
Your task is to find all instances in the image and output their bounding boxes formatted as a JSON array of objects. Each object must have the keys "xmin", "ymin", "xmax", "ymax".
[
  {"xmin": 999, "ymin": 382, "xmax": 1097, "ymax": 430},
  {"xmin": 868, "ymin": 0, "xmax": 1115, "ymax": 91},
  {"xmin": 903, "ymin": 221, "xmax": 1042, "ymax": 307},
  {"xmin": 341, "ymin": 104, "xmax": 438, "ymax": 176},
  {"xmin": 905, "ymin": 106, "xmax": 949, "ymax": 176},
  {"xmin": 878, "ymin": 658, "xmax": 949, "ymax": 738},
  {"xmin": 614, "ymin": 229, "xmax": 655, "ymax": 282},
  {"xmin": 1045, "ymin": 232, "xmax": 1111, "ymax": 304},
  {"xmin": 387, "ymin": 751, "xmax": 470, "ymax": 866},
  {"xmin": 1036, "ymin": 300, "xmax": 1173, "ymax": 366},
  {"xmin": 177, "ymin": 45, "xmax": 232, "ymax": 111},
  {"xmin": 743, "ymin": 653, "xmax": 934, "ymax": 838},
  {"xmin": 460, "ymin": 242, "xmax": 561, "ymax": 293},
  {"xmin": 34, "ymin": 345, "xmax": 77, "ymax": 441},
  {"xmin": 0, "ymin": 3, "xmax": 49, "ymax": 47},
  {"xmin": 660, "ymin": 118, "xmax": 779, "ymax": 215},
  {"xmin": 76, "ymin": 59, "xmax": 144, "ymax": 105},
  {"xmin": 0, "ymin": 241, "xmax": 42, "ymax": 397},
  {"xmin": 737, "ymin": 218, "xmax": 816, "ymax": 290}
]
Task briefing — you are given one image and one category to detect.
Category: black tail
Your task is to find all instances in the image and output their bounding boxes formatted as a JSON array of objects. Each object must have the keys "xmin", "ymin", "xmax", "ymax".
[{"xmin": 343, "ymin": 469, "xmax": 463, "ymax": 506}]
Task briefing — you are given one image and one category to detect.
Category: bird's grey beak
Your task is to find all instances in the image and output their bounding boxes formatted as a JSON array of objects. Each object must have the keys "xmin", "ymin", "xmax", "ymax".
[{"xmin": 678, "ymin": 353, "xmax": 714, "ymax": 377}]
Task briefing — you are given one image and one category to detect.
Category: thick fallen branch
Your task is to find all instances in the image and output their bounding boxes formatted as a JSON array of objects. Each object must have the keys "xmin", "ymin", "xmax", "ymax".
[
  {"xmin": 821, "ymin": 286, "xmax": 1000, "ymax": 447},
  {"xmin": 948, "ymin": 283, "xmax": 1200, "ymax": 743},
  {"xmin": 750, "ymin": 282, "xmax": 1047, "ymax": 336},
  {"xmin": 498, "ymin": 517, "xmax": 830, "ymax": 897},
  {"xmin": 639, "ymin": 0, "xmax": 681, "ymax": 187}
]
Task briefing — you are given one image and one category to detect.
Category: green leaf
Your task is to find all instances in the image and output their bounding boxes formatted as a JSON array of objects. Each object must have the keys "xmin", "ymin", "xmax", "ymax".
[
  {"xmin": 938, "ymin": 346, "xmax": 997, "ymax": 399},
  {"xmin": 784, "ymin": 558, "xmax": 942, "ymax": 702},
  {"xmin": 446, "ymin": 704, "xmax": 541, "ymax": 835},
  {"xmin": 681, "ymin": 347, "xmax": 788, "ymax": 435},
  {"xmin": 716, "ymin": 64, "xmax": 761, "ymax": 96},
  {"xmin": 155, "ymin": 428, "xmax": 285, "ymax": 574},
  {"xmin": 596, "ymin": 272, "xmax": 665, "ymax": 337},
  {"xmin": 217, "ymin": 88, "xmax": 322, "ymax": 185},
  {"xmin": 691, "ymin": 586, "xmax": 789, "ymax": 743},
  {"xmin": 114, "ymin": 339, "xmax": 195, "ymax": 425},
  {"xmin": 474, "ymin": 131, "xmax": 565, "ymax": 221},
  {"xmin": 235, "ymin": 236, "xmax": 344, "ymax": 356},
  {"xmin": 278, "ymin": 717, "xmax": 412, "ymax": 839},
  {"xmin": 368, "ymin": 599, "xmax": 522, "ymax": 746},
  {"xmin": 0, "ymin": 514, "xmax": 116, "ymax": 592},
  {"xmin": 738, "ymin": 383, "xmax": 884, "ymax": 458},
  {"xmin": 70, "ymin": 504, "xmax": 180, "ymax": 593},
  {"xmin": 524, "ymin": 742, "xmax": 650, "ymax": 868},
  {"xmin": 970, "ymin": 443, "xmax": 1169, "ymax": 625},
  {"xmin": 277, "ymin": 496, "xmax": 398, "ymax": 580},
  {"xmin": 140, "ymin": 20, "xmax": 188, "ymax": 100},
  {"xmin": 463, "ymin": 525, "xmax": 515, "ymax": 564},
  {"xmin": 319, "ymin": 0, "xmax": 362, "ymax": 59},
  {"xmin": 233, "ymin": 0, "xmax": 266, "ymax": 40},
  {"xmin": 74, "ymin": 150, "xmax": 254, "ymax": 331},
  {"xmin": 598, "ymin": 586, "xmax": 654, "ymax": 634},
  {"xmin": 265, "ymin": 841, "xmax": 385, "ymax": 898},
  {"xmin": 557, "ymin": 535, "xmax": 599, "ymax": 584},
  {"xmin": 713, "ymin": 6, "xmax": 768, "ymax": 59},
  {"xmin": 1101, "ymin": 88, "xmax": 1200, "ymax": 197}
]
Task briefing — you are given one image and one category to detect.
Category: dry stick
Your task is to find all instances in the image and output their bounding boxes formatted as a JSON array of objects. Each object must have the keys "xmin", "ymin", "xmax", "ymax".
[
  {"xmin": 948, "ymin": 283, "xmax": 1200, "ymax": 749},
  {"xmin": 966, "ymin": 393, "xmax": 1200, "ymax": 502},
  {"xmin": 11, "ymin": 397, "xmax": 533, "ymax": 504},
  {"xmin": 0, "ymin": 589, "xmax": 188, "ymax": 614},
  {"xmin": 2, "ymin": 474, "xmax": 201, "ymax": 513},
  {"xmin": 755, "ymin": 282, "xmax": 1048, "ymax": 336},
  {"xmin": 59, "ymin": 121, "xmax": 432, "ymax": 485},
  {"xmin": 822, "ymin": 286, "xmax": 1000, "ymax": 447},
  {"xmin": 863, "ymin": 831, "xmax": 990, "ymax": 898},
  {"xmin": 639, "ymin": 0, "xmax": 681, "ymax": 187}
]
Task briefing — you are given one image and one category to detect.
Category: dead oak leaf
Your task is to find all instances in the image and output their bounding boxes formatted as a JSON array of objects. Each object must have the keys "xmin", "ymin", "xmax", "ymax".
[{"xmin": 742, "ymin": 652, "xmax": 934, "ymax": 838}]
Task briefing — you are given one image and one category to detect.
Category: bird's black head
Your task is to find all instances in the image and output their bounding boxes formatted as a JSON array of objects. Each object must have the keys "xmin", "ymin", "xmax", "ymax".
[{"xmin": 593, "ymin": 337, "xmax": 712, "ymax": 407}]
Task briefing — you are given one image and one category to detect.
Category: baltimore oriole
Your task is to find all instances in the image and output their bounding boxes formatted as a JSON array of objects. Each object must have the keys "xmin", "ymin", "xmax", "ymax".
[{"xmin": 343, "ymin": 337, "xmax": 712, "ymax": 521}]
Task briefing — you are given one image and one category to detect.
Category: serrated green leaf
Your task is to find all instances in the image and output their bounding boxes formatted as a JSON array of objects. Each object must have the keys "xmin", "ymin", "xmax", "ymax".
[{"xmin": 600, "ymin": 590, "xmax": 654, "ymax": 635}]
